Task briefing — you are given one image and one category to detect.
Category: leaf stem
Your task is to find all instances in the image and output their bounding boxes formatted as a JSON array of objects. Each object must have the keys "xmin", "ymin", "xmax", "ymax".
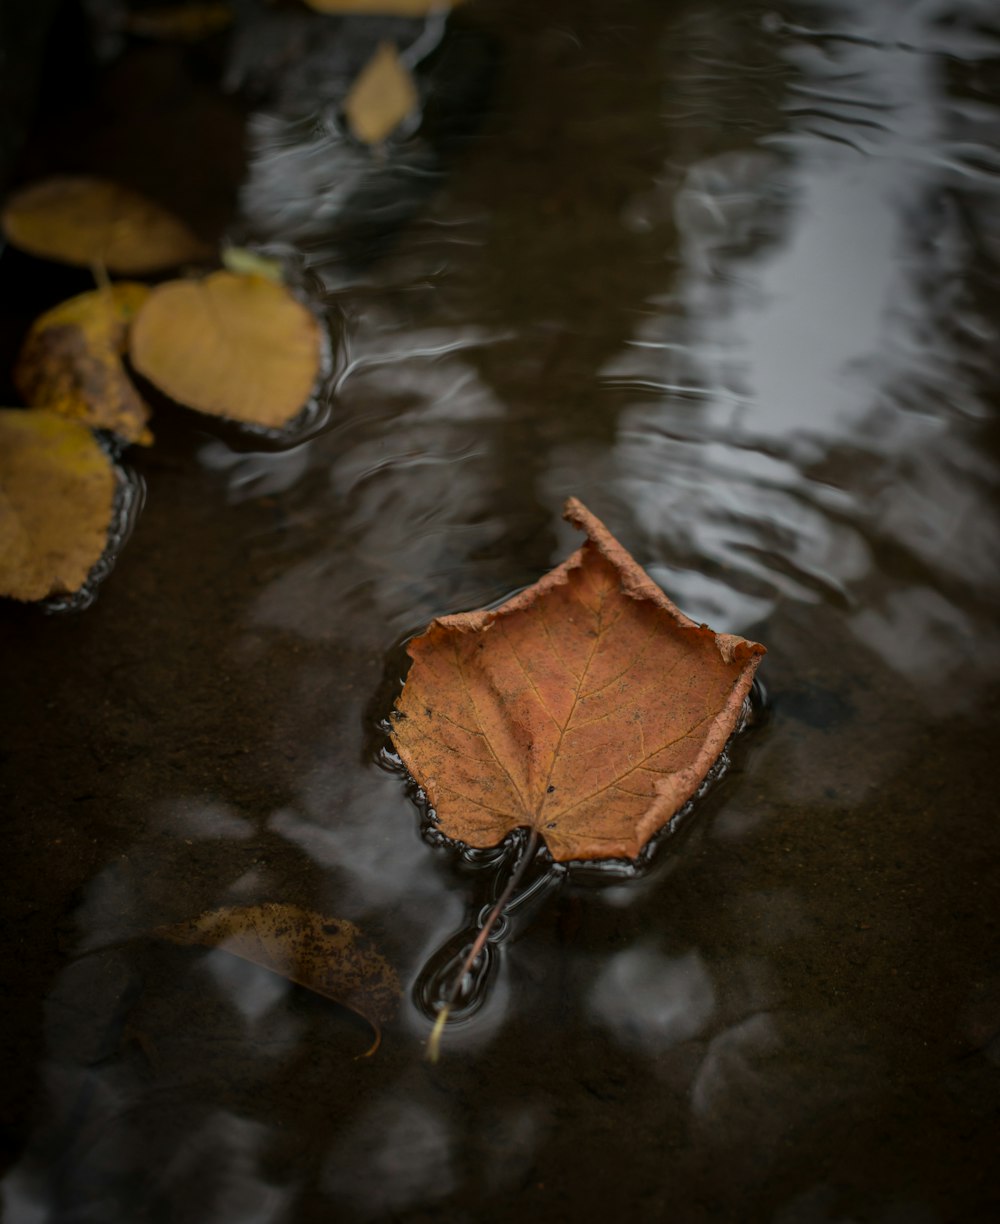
[{"xmin": 427, "ymin": 826, "xmax": 541, "ymax": 1063}]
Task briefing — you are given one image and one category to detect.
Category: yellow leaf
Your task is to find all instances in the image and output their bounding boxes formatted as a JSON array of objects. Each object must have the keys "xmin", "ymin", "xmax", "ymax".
[
  {"xmin": 0, "ymin": 410, "xmax": 117, "ymax": 602},
  {"xmin": 129, "ymin": 271, "xmax": 322, "ymax": 429},
  {"xmin": 156, "ymin": 903, "xmax": 401, "ymax": 1056},
  {"xmin": 124, "ymin": 2, "xmax": 233, "ymax": 41},
  {"xmin": 305, "ymin": 0, "xmax": 466, "ymax": 14},
  {"xmin": 15, "ymin": 284, "xmax": 153, "ymax": 446},
  {"xmin": 343, "ymin": 42, "xmax": 419, "ymax": 146},
  {"xmin": 220, "ymin": 245, "xmax": 284, "ymax": 283},
  {"xmin": 2, "ymin": 176, "xmax": 209, "ymax": 274}
]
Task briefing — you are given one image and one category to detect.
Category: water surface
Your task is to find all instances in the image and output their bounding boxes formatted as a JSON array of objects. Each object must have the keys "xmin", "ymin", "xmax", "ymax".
[{"xmin": 2, "ymin": 0, "xmax": 999, "ymax": 1220}]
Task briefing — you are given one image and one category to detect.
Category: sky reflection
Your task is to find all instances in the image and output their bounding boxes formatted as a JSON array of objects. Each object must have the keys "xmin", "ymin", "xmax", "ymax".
[{"xmin": 590, "ymin": 946, "xmax": 716, "ymax": 1053}]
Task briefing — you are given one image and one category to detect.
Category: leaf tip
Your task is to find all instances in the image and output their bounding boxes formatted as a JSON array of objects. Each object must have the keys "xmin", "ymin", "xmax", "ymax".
[
  {"xmin": 355, "ymin": 1025, "xmax": 383, "ymax": 1059},
  {"xmin": 562, "ymin": 496, "xmax": 589, "ymax": 527},
  {"xmin": 715, "ymin": 632, "xmax": 767, "ymax": 664}
]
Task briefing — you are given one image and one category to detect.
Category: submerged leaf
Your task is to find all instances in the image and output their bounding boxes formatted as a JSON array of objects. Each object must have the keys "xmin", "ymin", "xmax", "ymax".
[
  {"xmin": 305, "ymin": 0, "xmax": 466, "ymax": 14},
  {"xmin": 15, "ymin": 284, "xmax": 152, "ymax": 445},
  {"xmin": 129, "ymin": 271, "xmax": 322, "ymax": 428},
  {"xmin": 391, "ymin": 499, "xmax": 766, "ymax": 862},
  {"xmin": 124, "ymin": 2, "xmax": 233, "ymax": 41},
  {"xmin": 343, "ymin": 42, "xmax": 419, "ymax": 145},
  {"xmin": 0, "ymin": 409, "xmax": 117, "ymax": 602},
  {"xmin": 2, "ymin": 176, "xmax": 208, "ymax": 274},
  {"xmin": 156, "ymin": 903, "xmax": 400, "ymax": 1055}
]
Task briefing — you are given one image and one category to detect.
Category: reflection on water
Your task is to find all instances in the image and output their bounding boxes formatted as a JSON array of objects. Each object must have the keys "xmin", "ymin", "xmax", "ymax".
[
  {"xmin": 322, "ymin": 1099, "xmax": 455, "ymax": 1218},
  {"xmin": 3, "ymin": 0, "xmax": 1000, "ymax": 1219},
  {"xmin": 590, "ymin": 946, "xmax": 716, "ymax": 1051}
]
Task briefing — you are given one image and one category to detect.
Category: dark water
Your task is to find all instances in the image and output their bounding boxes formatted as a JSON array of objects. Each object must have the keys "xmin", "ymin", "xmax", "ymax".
[{"xmin": 2, "ymin": 0, "xmax": 1000, "ymax": 1220}]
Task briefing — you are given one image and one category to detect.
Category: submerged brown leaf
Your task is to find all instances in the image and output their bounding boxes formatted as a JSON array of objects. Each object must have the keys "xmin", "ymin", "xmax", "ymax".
[
  {"xmin": 156, "ymin": 903, "xmax": 400, "ymax": 1055},
  {"xmin": 2, "ymin": 176, "xmax": 208, "ymax": 274},
  {"xmin": 0, "ymin": 409, "xmax": 117, "ymax": 602},
  {"xmin": 129, "ymin": 271, "xmax": 322, "ymax": 428},
  {"xmin": 15, "ymin": 284, "xmax": 152, "ymax": 446},
  {"xmin": 344, "ymin": 42, "xmax": 419, "ymax": 145},
  {"xmin": 391, "ymin": 499, "xmax": 765, "ymax": 862},
  {"xmin": 124, "ymin": 2, "xmax": 233, "ymax": 41},
  {"xmin": 305, "ymin": 0, "xmax": 466, "ymax": 15}
]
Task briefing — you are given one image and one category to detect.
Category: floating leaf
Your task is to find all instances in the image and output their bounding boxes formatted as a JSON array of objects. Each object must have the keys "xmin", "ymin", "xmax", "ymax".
[
  {"xmin": 391, "ymin": 498, "xmax": 766, "ymax": 862},
  {"xmin": 343, "ymin": 42, "xmax": 419, "ymax": 146},
  {"xmin": 129, "ymin": 271, "xmax": 322, "ymax": 428},
  {"xmin": 0, "ymin": 409, "xmax": 117, "ymax": 602},
  {"xmin": 156, "ymin": 903, "xmax": 400, "ymax": 1055},
  {"xmin": 305, "ymin": 0, "xmax": 466, "ymax": 15},
  {"xmin": 124, "ymin": 2, "xmax": 233, "ymax": 41},
  {"xmin": 15, "ymin": 284, "xmax": 153, "ymax": 446},
  {"xmin": 2, "ymin": 176, "xmax": 208, "ymax": 274}
]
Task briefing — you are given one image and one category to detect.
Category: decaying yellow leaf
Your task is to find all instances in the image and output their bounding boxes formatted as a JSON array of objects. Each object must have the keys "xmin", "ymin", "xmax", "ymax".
[
  {"xmin": 15, "ymin": 284, "xmax": 153, "ymax": 446},
  {"xmin": 0, "ymin": 409, "xmax": 117, "ymax": 602},
  {"xmin": 305, "ymin": 0, "xmax": 466, "ymax": 15},
  {"xmin": 124, "ymin": 2, "xmax": 233, "ymax": 41},
  {"xmin": 343, "ymin": 42, "xmax": 419, "ymax": 146},
  {"xmin": 129, "ymin": 271, "xmax": 322, "ymax": 428},
  {"xmin": 156, "ymin": 903, "xmax": 401, "ymax": 1056},
  {"xmin": 2, "ymin": 176, "xmax": 208, "ymax": 274}
]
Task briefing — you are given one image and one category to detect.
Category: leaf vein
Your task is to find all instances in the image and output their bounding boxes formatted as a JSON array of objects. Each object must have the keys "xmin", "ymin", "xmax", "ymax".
[
  {"xmin": 577, "ymin": 623, "xmax": 665, "ymax": 705},
  {"xmin": 498, "ymin": 623, "xmax": 562, "ymax": 728},
  {"xmin": 537, "ymin": 601, "xmax": 581, "ymax": 681},
  {"xmin": 551, "ymin": 712, "xmax": 715, "ymax": 816},
  {"xmin": 535, "ymin": 585, "xmax": 608, "ymax": 816},
  {"xmin": 453, "ymin": 639, "xmax": 532, "ymax": 817}
]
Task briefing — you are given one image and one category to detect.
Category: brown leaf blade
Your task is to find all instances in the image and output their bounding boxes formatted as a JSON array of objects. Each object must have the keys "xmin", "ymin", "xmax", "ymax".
[
  {"xmin": 124, "ymin": 2, "xmax": 233, "ymax": 41},
  {"xmin": 305, "ymin": 0, "xmax": 466, "ymax": 15},
  {"xmin": 0, "ymin": 409, "xmax": 117, "ymax": 601},
  {"xmin": 2, "ymin": 176, "xmax": 208, "ymax": 274},
  {"xmin": 15, "ymin": 284, "xmax": 153, "ymax": 445},
  {"xmin": 156, "ymin": 903, "xmax": 400, "ymax": 1055},
  {"xmin": 129, "ymin": 271, "xmax": 322, "ymax": 428},
  {"xmin": 391, "ymin": 498, "xmax": 766, "ymax": 862}
]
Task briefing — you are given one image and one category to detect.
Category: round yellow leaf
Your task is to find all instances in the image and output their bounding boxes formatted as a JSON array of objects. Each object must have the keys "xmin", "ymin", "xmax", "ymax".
[
  {"xmin": 0, "ymin": 409, "xmax": 117, "ymax": 602},
  {"xmin": 15, "ymin": 284, "xmax": 153, "ymax": 446},
  {"xmin": 2, "ymin": 176, "xmax": 209, "ymax": 274},
  {"xmin": 129, "ymin": 271, "xmax": 322, "ymax": 428}
]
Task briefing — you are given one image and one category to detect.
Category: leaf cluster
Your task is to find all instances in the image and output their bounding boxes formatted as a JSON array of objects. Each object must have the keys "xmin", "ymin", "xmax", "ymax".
[{"xmin": 0, "ymin": 175, "xmax": 323, "ymax": 602}]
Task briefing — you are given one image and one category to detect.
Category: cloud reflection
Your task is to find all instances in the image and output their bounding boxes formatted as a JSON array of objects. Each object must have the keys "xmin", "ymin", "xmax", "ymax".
[
  {"xmin": 590, "ymin": 946, "xmax": 716, "ymax": 1052},
  {"xmin": 323, "ymin": 1099, "xmax": 454, "ymax": 1219},
  {"xmin": 604, "ymin": 0, "xmax": 1000, "ymax": 703}
]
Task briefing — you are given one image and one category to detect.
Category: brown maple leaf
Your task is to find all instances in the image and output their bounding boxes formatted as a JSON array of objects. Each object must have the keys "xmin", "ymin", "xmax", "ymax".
[{"xmin": 391, "ymin": 498, "xmax": 765, "ymax": 862}]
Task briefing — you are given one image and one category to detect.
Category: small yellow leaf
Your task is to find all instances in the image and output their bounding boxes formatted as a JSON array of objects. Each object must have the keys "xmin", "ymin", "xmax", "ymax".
[
  {"xmin": 124, "ymin": 1, "xmax": 233, "ymax": 41},
  {"xmin": 344, "ymin": 42, "xmax": 419, "ymax": 146},
  {"xmin": 305, "ymin": 0, "xmax": 466, "ymax": 14},
  {"xmin": 156, "ymin": 903, "xmax": 401, "ymax": 1056},
  {"xmin": 2, "ymin": 176, "xmax": 209, "ymax": 274},
  {"xmin": 0, "ymin": 409, "xmax": 117, "ymax": 602},
  {"xmin": 221, "ymin": 245, "xmax": 284, "ymax": 283},
  {"xmin": 15, "ymin": 284, "xmax": 153, "ymax": 446},
  {"xmin": 129, "ymin": 271, "xmax": 322, "ymax": 429}
]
